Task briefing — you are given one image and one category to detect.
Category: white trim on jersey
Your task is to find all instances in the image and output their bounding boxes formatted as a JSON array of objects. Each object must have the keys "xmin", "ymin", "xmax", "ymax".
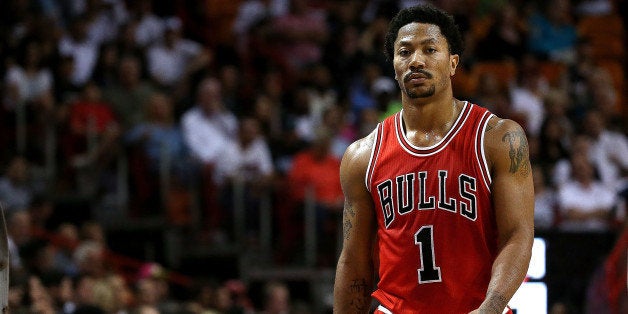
[
  {"xmin": 475, "ymin": 111, "xmax": 494, "ymax": 191},
  {"xmin": 394, "ymin": 102, "xmax": 471, "ymax": 157},
  {"xmin": 365, "ymin": 123, "xmax": 383, "ymax": 192},
  {"xmin": 377, "ymin": 305, "xmax": 393, "ymax": 314}
]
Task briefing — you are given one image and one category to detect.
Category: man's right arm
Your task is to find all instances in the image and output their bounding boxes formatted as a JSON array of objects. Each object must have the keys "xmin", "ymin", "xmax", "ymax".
[{"xmin": 333, "ymin": 133, "xmax": 378, "ymax": 313}]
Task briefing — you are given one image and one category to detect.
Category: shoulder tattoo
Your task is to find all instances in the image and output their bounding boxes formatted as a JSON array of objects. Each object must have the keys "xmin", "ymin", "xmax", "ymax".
[{"xmin": 501, "ymin": 130, "xmax": 531, "ymax": 176}]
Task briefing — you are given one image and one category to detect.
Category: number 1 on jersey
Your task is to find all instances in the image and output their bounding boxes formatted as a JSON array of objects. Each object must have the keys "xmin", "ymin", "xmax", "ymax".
[{"xmin": 414, "ymin": 225, "xmax": 442, "ymax": 283}]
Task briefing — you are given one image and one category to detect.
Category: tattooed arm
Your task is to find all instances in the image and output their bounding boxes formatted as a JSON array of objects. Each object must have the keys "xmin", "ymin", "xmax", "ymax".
[
  {"xmin": 334, "ymin": 132, "xmax": 378, "ymax": 314},
  {"xmin": 471, "ymin": 118, "xmax": 535, "ymax": 314}
]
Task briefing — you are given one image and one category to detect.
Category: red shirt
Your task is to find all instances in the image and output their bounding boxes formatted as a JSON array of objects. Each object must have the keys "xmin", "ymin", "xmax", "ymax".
[
  {"xmin": 288, "ymin": 150, "xmax": 342, "ymax": 207},
  {"xmin": 69, "ymin": 100, "xmax": 117, "ymax": 135}
]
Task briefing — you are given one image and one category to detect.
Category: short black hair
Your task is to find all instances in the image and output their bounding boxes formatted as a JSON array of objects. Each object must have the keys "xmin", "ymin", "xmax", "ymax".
[{"xmin": 384, "ymin": 4, "xmax": 464, "ymax": 62}]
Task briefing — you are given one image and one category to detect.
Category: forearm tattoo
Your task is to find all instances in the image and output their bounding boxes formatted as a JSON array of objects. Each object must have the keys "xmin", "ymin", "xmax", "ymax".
[
  {"xmin": 482, "ymin": 293, "xmax": 509, "ymax": 314},
  {"xmin": 349, "ymin": 278, "xmax": 370, "ymax": 312},
  {"xmin": 343, "ymin": 200, "xmax": 355, "ymax": 241},
  {"xmin": 502, "ymin": 130, "xmax": 530, "ymax": 176}
]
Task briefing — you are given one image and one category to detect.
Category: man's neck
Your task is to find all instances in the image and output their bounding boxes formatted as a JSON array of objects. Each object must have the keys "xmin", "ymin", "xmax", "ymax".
[{"xmin": 400, "ymin": 95, "xmax": 461, "ymax": 147}]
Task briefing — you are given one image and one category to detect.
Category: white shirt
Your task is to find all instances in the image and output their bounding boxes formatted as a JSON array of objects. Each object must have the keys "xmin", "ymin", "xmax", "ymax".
[
  {"xmin": 146, "ymin": 39, "xmax": 203, "ymax": 86},
  {"xmin": 5, "ymin": 66, "xmax": 53, "ymax": 105},
  {"xmin": 306, "ymin": 88, "xmax": 337, "ymax": 126},
  {"xmin": 218, "ymin": 137, "xmax": 274, "ymax": 184},
  {"xmin": 589, "ymin": 130, "xmax": 628, "ymax": 190},
  {"xmin": 135, "ymin": 14, "xmax": 165, "ymax": 47},
  {"xmin": 509, "ymin": 86, "xmax": 545, "ymax": 137},
  {"xmin": 557, "ymin": 180, "xmax": 616, "ymax": 232},
  {"xmin": 58, "ymin": 36, "xmax": 99, "ymax": 86},
  {"xmin": 535, "ymin": 189, "xmax": 557, "ymax": 230},
  {"xmin": 181, "ymin": 107, "xmax": 238, "ymax": 164}
]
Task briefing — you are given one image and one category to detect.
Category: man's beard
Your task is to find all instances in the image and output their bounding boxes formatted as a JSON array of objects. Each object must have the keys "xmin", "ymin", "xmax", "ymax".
[{"xmin": 405, "ymin": 84, "xmax": 435, "ymax": 98}]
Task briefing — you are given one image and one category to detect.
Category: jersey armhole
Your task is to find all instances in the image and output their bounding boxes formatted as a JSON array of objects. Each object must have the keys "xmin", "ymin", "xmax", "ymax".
[
  {"xmin": 476, "ymin": 112, "xmax": 494, "ymax": 192},
  {"xmin": 365, "ymin": 123, "xmax": 384, "ymax": 192}
]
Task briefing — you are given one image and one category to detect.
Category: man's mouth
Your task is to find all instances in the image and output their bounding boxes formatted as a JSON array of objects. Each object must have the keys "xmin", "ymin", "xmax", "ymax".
[{"xmin": 404, "ymin": 70, "xmax": 432, "ymax": 82}]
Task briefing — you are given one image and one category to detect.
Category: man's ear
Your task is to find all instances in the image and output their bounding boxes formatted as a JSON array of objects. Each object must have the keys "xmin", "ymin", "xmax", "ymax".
[{"xmin": 450, "ymin": 54, "xmax": 459, "ymax": 76}]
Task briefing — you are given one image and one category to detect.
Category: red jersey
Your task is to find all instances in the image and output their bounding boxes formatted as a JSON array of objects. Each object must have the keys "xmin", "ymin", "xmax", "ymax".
[{"xmin": 367, "ymin": 102, "xmax": 496, "ymax": 313}]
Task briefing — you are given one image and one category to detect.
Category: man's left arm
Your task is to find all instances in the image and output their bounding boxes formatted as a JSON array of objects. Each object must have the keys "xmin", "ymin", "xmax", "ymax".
[{"xmin": 473, "ymin": 118, "xmax": 535, "ymax": 313}]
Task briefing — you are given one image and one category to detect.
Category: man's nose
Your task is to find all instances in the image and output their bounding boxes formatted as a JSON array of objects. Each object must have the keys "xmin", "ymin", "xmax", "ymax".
[{"xmin": 409, "ymin": 52, "xmax": 426, "ymax": 69}]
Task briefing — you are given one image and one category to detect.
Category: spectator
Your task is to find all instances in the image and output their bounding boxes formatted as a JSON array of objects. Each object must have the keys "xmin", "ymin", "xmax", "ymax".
[
  {"xmin": 7, "ymin": 210, "xmax": 34, "ymax": 275},
  {"xmin": 8, "ymin": 273, "xmax": 26, "ymax": 312},
  {"xmin": 135, "ymin": 262, "xmax": 181, "ymax": 313},
  {"xmin": 58, "ymin": 14, "xmax": 100, "ymax": 87},
  {"xmin": 61, "ymin": 81, "xmax": 118, "ymax": 168},
  {"xmin": 476, "ymin": 3, "xmax": 527, "ymax": 61},
  {"xmin": 181, "ymin": 77, "xmax": 238, "ymax": 168},
  {"xmin": 552, "ymin": 133, "xmax": 592, "ymax": 188},
  {"xmin": 543, "ymin": 89, "xmax": 573, "ymax": 138},
  {"xmin": 347, "ymin": 58, "xmax": 384, "ymax": 122},
  {"xmin": 0, "ymin": 156, "xmax": 34, "ymax": 212},
  {"xmin": 3, "ymin": 38, "xmax": 56, "ymax": 159},
  {"xmin": 556, "ymin": 152, "xmax": 617, "ymax": 232},
  {"xmin": 218, "ymin": 63, "xmax": 245, "ymax": 115},
  {"xmin": 371, "ymin": 76, "xmax": 400, "ymax": 120},
  {"xmin": 27, "ymin": 194, "xmax": 54, "ymax": 230},
  {"xmin": 81, "ymin": 0, "xmax": 128, "ymax": 46},
  {"xmin": 114, "ymin": 21, "xmax": 146, "ymax": 61},
  {"xmin": 322, "ymin": 24, "xmax": 366, "ymax": 93},
  {"xmin": 107, "ymin": 274, "xmax": 134, "ymax": 314},
  {"xmin": 533, "ymin": 165, "xmax": 558, "ymax": 231},
  {"xmin": 188, "ymin": 280, "xmax": 234, "ymax": 314},
  {"xmin": 537, "ymin": 117, "xmax": 571, "ymax": 169},
  {"xmin": 102, "ymin": 55, "xmax": 156, "ymax": 130},
  {"xmin": 4, "ymin": 38, "xmax": 54, "ymax": 112},
  {"xmin": 52, "ymin": 55, "xmax": 82, "ymax": 106},
  {"xmin": 52, "ymin": 223, "xmax": 81, "ymax": 277},
  {"xmin": 272, "ymin": 0, "xmax": 329, "ymax": 74},
  {"xmin": 582, "ymin": 109, "xmax": 628, "ymax": 192},
  {"xmin": 574, "ymin": 0, "xmax": 614, "ymax": 16},
  {"xmin": 286, "ymin": 85, "xmax": 317, "ymax": 145},
  {"xmin": 261, "ymin": 281, "xmax": 291, "ymax": 314},
  {"xmin": 58, "ymin": 81, "xmax": 120, "ymax": 195},
  {"xmin": 125, "ymin": 92, "xmax": 192, "ymax": 184},
  {"xmin": 470, "ymin": 71, "xmax": 511, "ymax": 119},
  {"xmin": 223, "ymin": 279, "xmax": 255, "ymax": 313},
  {"xmin": 585, "ymin": 67, "xmax": 620, "ymax": 122},
  {"xmin": 70, "ymin": 274, "xmax": 107, "ymax": 313},
  {"xmin": 79, "ymin": 220, "xmax": 107, "ymax": 247},
  {"xmin": 219, "ymin": 117, "xmax": 274, "ymax": 238},
  {"xmin": 26, "ymin": 275, "xmax": 57, "ymax": 313},
  {"xmin": 509, "ymin": 53, "xmax": 548, "ymax": 137},
  {"xmin": 253, "ymin": 69, "xmax": 287, "ymax": 140},
  {"xmin": 286, "ymin": 128, "xmax": 343, "ymax": 265},
  {"xmin": 129, "ymin": 0, "xmax": 165, "ymax": 48},
  {"xmin": 232, "ymin": 0, "xmax": 288, "ymax": 52},
  {"xmin": 219, "ymin": 117, "xmax": 274, "ymax": 186},
  {"xmin": 181, "ymin": 77, "xmax": 238, "ymax": 239},
  {"xmin": 304, "ymin": 63, "xmax": 338, "ymax": 128},
  {"xmin": 527, "ymin": 0, "xmax": 578, "ymax": 63},
  {"xmin": 319, "ymin": 105, "xmax": 353, "ymax": 160},
  {"xmin": 125, "ymin": 91, "xmax": 193, "ymax": 219},
  {"xmin": 91, "ymin": 42, "xmax": 121, "ymax": 88},
  {"xmin": 565, "ymin": 37, "xmax": 598, "ymax": 119},
  {"xmin": 145, "ymin": 16, "xmax": 211, "ymax": 94}
]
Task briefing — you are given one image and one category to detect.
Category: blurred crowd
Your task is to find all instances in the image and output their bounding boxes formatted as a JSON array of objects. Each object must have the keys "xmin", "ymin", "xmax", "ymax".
[{"xmin": 0, "ymin": 0, "xmax": 626, "ymax": 312}]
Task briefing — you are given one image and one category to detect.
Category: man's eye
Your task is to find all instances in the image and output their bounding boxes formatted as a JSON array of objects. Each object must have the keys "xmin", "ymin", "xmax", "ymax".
[
  {"xmin": 399, "ymin": 50, "xmax": 410, "ymax": 56},
  {"xmin": 426, "ymin": 47, "xmax": 437, "ymax": 53}
]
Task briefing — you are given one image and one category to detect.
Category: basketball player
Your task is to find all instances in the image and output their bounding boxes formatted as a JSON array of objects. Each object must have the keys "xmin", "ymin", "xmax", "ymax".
[{"xmin": 333, "ymin": 4, "xmax": 534, "ymax": 313}]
